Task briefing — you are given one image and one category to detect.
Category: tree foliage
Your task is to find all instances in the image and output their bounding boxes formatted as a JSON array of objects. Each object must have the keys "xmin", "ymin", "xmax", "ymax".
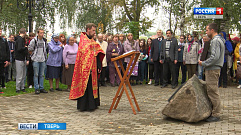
[
  {"xmin": 0, "ymin": 0, "xmax": 55, "ymax": 34},
  {"xmin": 0, "ymin": 0, "xmax": 113, "ymax": 34},
  {"xmin": 162, "ymin": 0, "xmax": 198, "ymax": 35},
  {"xmin": 111, "ymin": 0, "xmax": 159, "ymax": 39},
  {"xmin": 0, "ymin": 0, "xmax": 240, "ymax": 36},
  {"xmin": 75, "ymin": 0, "xmax": 113, "ymax": 33},
  {"xmin": 55, "ymin": 0, "xmax": 113, "ymax": 33}
]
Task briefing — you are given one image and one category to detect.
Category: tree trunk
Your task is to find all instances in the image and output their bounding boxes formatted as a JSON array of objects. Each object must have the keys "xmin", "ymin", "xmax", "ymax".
[
  {"xmin": 169, "ymin": 3, "xmax": 172, "ymax": 30},
  {"xmin": 180, "ymin": 0, "xmax": 185, "ymax": 35},
  {"xmin": 0, "ymin": 0, "xmax": 3, "ymax": 13},
  {"xmin": 173, "ymin": 20, "xmax": 177, "ymax": 37}
]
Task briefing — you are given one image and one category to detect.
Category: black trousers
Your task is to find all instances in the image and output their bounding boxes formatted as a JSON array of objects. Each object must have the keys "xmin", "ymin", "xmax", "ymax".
[
  {"xmin": 4, "ymin": 66, "xmax": 9, "ymax": 83},
  {"xmin": 176, "ymin": 62, "xmax": 187, "ymax": 84},
  {"xmin": 138, "ymin": 61, "xmax": 146, "ymax": 82},
  {"xmin": 0, "ymin": 63, "xmax": 5, "ymax": 87},
  {"xmin": 149, "ymin": 64, "xmax": 154, "ymax": 79},
  {"xmin": 100, "ymin": 67, "xmax": 106, "ymax": 85},
  {"xmin": 154, "ymin": 61, "xmax": 163, "ymax": 85},
  {"xmin": 219, "ymin": 62, "xmax": 227, "ymax": 87},
  {"xmin": 27, "ymin": 60, "xmax": 34, "ymax": 86},
  {"xmin": 144, "ymin": 62, "xmax": 148, "ymax": 81},
  {"xmin": 163, "ymin": 58, "xmax": 177, "ymax": 86}
]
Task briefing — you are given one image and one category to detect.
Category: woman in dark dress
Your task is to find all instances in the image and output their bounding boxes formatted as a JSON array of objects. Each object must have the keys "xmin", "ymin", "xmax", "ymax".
[{"xmin": 138, "ymin": 39, "xmax": 147, "ymax": 84}]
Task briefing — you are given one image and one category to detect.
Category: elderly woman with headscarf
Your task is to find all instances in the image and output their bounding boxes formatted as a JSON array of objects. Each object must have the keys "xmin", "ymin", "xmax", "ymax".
[
  {"xmin": 46, "ymin": 33, "xmax": 63, "ymax": 92},
  {"xmin": 183, "ymin": 33, "xmax": 200, "ymax": 79},
  {"xmin": 62, "ymin": 36, "xmax": 78, "ymax": 91}
]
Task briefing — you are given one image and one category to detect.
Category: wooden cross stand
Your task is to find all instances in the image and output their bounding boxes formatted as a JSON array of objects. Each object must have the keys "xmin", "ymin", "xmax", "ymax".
[{"xmin": 108, "ymin": 51, "xmax": 141, "ymax": 115}]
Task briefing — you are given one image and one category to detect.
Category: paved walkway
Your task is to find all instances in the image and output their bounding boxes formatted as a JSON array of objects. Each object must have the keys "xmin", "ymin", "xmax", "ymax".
[{"xmin": 0, "ymin": 84, "xmax": 241, "ymax": 135}]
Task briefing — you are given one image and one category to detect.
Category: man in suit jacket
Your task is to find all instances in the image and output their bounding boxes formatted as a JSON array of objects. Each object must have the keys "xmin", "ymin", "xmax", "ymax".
[
  {"xmin": 160, "ymin": 29, "xmax": 178, "ymax": 89},
  {"xmin": 151, "ymin": 30, "xmax": 164, "ymax": 86}
]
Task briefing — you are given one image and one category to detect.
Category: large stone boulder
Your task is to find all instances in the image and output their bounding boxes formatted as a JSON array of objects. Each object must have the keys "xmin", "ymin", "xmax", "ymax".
[{"xmin": 162, "ymin": 75, "xmax": 212, "ymax": 123}]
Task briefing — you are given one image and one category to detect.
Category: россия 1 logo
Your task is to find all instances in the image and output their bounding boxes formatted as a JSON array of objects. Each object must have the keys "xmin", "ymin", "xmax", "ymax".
[{"xmin": 194, "ymin": 7, "xmax": 223, "ymax": 19}]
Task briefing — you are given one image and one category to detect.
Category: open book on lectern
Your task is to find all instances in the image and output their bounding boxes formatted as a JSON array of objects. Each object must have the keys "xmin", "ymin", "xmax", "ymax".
[
  {"xmin": 111, "ymin": 50, "xmax": 139, "ymax": 62},
  {"xmin": 122, "ymin": 50, "xmax": 135, "ymax": 56}
]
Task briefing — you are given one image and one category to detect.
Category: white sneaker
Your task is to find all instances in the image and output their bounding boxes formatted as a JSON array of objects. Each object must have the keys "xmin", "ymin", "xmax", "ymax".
[
  {"xmin": 237, "ymin": 85, "xmax": 241, "ymax": 89},
  {"xmin": 3, "ymin": 87, "xmax": 6, "ymax": 89},
  {"xmin": 148, "ymin": 80, "xmax": 152, "ymax": 85},
  {"xmin": 29, "ymin": 85, "xmax": 33, "ymax": 88}
]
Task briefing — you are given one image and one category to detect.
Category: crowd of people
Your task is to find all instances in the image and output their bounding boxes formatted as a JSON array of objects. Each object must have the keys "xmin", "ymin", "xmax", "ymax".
[
  {"xmin": 0, "ymin": 26, "xmax": 241, "ymax": 94},
  {"xmin": 0, "ymin": 28, "xmax": 80, "ymax": 94},
  {"xmin": 1, "ymin": 22, "xmax": 241, "ymax": 122}
]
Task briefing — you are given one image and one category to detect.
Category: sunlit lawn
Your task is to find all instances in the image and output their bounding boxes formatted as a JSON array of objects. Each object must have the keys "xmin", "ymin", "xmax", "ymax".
[{"xmin": 0, "ymin": 79, "xmax": 67, "ymax": 97}]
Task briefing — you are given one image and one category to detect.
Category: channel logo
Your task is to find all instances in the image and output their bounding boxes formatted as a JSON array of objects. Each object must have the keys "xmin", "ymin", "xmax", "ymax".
[
  {"xmin": 194, "ymin": 7, "xmax": 223, "ymax": 19},
  {"xmin": 18, "ymin": 123, "xmax": 66, "ymax": 130},
  {"xmin": 18, "ymin": 123, "xmax": 38, "ymax": 130},
  {"xmin": 194, "ymin": 7, "xmax": 223, "ymax": 15}
]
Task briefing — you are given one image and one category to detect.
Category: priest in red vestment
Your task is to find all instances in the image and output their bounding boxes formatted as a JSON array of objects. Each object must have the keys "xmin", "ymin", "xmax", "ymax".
[{"xmin": 69, "ymin": 23, "xmax": 105, "ymax": 111}]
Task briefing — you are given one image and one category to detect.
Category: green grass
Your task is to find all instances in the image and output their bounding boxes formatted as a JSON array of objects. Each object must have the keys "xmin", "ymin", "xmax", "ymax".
[{"xmin": 0, "ymin": 79, "xmax": 67, "ymax": 97}]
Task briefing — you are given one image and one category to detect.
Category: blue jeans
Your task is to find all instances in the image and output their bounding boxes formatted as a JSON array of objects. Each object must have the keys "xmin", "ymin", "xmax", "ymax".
[
  {"xmin": 198, "ymin": 65, "xmax": 203, "ymax": 80},
  {"xmin": 138, "ymin": 61, "xmax": 146, "ymax": 82},
  {"xmin": 33, "ymin": 61, "xmax": 45, "ymax": 90}
]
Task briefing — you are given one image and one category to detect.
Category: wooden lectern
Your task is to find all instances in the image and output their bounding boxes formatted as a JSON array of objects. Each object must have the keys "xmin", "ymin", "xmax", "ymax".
[{"xmin": 108, "ymin": 51, "xmax": 141, "ymax": 115}]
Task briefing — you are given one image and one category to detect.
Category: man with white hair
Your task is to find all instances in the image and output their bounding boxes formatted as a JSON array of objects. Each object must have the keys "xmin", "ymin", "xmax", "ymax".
[
  {"xmin": 151, "ymin": 30, "xmax": 164, "ymax": 86},
  {"xmin": 97, "ymin": 33, "xmax": 108, "ymax": 86}
]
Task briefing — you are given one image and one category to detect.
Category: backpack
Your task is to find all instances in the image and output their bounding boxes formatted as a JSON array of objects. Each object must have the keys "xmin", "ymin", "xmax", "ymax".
[
  {"xmin": 30, "ymin": 37, "xmax": 48, "ymax": 59},
  {"xmin": 33, "ymin": 37, "xmax": 47, "ymax": 50}
]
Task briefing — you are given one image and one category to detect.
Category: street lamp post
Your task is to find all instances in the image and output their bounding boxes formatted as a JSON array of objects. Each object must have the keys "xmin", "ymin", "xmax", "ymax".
[{"xmin": 17, "ymin": 0, "xmax": 44, "ymax": 33}]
